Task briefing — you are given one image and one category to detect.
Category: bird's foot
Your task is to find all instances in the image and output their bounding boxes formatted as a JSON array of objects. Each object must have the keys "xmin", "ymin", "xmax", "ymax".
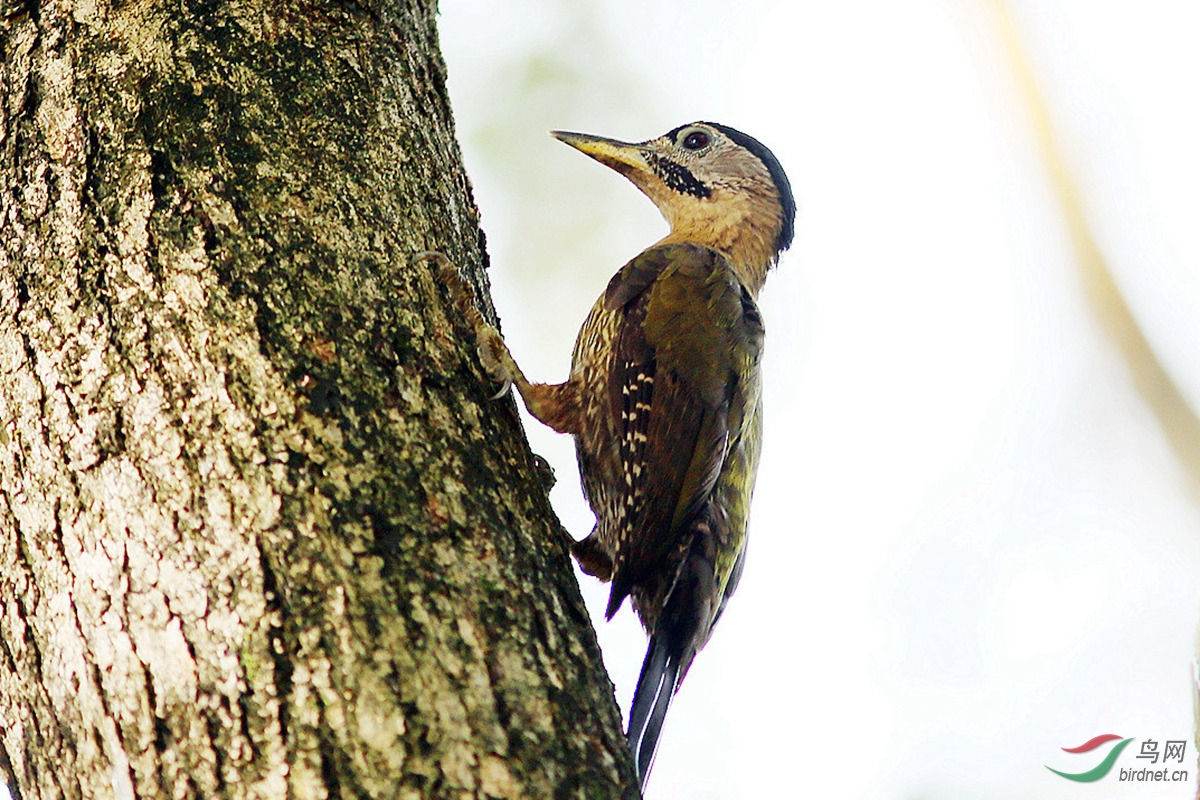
[
  {"xmin": 414, "ymin": 251, "xmax": 524, "ymax": 397},
  {"xmin": 571, "ymin": 529, "xmax": 614, "ymax": 581},
  {"xmin": 474, "ymin": 323, "xmax": 518, "ymax": 398}
]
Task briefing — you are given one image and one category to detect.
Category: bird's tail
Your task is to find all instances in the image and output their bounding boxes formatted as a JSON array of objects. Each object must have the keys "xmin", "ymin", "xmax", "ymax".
[{"xmin": 627, "ymin": 634, "xmax": 685, "ymax": 793}]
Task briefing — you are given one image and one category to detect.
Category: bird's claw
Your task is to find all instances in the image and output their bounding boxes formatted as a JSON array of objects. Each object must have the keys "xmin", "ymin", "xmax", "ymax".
[
  {"xmin": 415, "ymin": 250, "xmax": 521, "ymax": 400},
  {"xmin": 475, "ymin": 322, "xmax": 520, "ymax": 399}
]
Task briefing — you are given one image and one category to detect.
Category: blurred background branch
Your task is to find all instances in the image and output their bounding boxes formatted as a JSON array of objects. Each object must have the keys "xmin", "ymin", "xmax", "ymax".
[{"xmin": 984, "ymin": 0, "xmax": 1200, "ymax": 494}]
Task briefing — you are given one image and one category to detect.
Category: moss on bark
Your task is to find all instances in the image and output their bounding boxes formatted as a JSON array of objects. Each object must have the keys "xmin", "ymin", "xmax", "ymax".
[{"xmin": 0, "ymin": 1, "xmax": 635, "ymax": 797}]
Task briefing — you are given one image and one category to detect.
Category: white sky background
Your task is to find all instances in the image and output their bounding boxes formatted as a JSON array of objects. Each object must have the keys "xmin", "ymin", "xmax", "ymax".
[{"xmin": 438, "ymin": 1, "xmax": 1200, "ymax": 798}]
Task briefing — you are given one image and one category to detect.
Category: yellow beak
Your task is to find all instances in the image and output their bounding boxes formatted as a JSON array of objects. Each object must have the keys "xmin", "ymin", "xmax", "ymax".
[{"xmin": 550, "ymin": 130, "xmax": 650, "ymax": 178}]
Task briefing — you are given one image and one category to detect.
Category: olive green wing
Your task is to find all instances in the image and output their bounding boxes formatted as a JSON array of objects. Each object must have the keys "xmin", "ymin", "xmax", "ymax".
[{"xmin": 601, "ymin": 242, "xmax": 764, "ymax": 619}]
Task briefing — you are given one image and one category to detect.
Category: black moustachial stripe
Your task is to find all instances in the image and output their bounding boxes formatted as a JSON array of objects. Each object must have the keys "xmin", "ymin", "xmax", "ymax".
[
  {"xmin": 648, "ymin": 154, "xmax": 711, "ymax": 199},
  {"xmin": 669, "ymin": 122, "xmax": 796, "ymax": 255}
]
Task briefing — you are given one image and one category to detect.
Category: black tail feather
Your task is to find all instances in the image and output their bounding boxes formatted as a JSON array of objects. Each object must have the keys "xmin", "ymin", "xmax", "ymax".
[{"xmin": 627, "ymin": 635, "xmax": 684, "ymax": 793}]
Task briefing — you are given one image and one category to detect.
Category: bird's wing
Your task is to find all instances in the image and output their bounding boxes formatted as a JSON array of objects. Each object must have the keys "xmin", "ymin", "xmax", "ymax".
[{"xmin": 601, "ymin": 242, "xmax": 763, "ymax": 619}]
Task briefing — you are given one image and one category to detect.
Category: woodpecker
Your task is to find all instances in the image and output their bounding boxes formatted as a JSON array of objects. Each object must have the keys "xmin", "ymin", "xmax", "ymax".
[{"xmin": 453, "ymin": 122, "xmax": 794, "ymax": 792}]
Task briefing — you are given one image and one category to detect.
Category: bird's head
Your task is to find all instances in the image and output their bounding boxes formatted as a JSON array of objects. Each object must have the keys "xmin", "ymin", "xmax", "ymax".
[{"xmin": 552, "ymin": 122, "xmax": 794, "ymax": 292}]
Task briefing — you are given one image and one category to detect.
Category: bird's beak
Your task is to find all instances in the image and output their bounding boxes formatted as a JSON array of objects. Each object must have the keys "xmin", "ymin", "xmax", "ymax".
[{"xmin": 550, "ymin": 130, "xmax": 651, "ymax": 179}]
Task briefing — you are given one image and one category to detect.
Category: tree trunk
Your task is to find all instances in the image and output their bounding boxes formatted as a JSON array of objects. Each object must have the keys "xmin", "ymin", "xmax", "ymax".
[{"xmin": 0, "ymin": 1, "xmax": 635, "ymax": 798}]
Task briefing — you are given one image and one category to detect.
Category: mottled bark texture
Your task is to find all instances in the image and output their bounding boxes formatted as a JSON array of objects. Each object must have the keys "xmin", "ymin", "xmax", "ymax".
[{"xmin": 0, "ymin": 1, "xmax": 635, "ymax": 798}]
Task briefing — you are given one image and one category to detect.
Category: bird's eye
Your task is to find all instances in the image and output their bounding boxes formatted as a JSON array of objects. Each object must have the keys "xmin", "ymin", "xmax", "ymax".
[{"xmin": 681, "ymin": 130, "xmax": 710, "ymax": 151}]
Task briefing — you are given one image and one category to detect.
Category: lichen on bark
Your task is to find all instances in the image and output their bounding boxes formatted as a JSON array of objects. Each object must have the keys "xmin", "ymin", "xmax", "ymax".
[{"xmin": 0, "ymin": 0, "xmax": 635, "ymax": 798}]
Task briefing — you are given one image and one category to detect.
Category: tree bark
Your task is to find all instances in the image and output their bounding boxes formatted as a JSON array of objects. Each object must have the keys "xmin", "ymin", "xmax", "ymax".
[{"xmin": 0, "ymin": 1, "xmax": 635, "ymax": 798}]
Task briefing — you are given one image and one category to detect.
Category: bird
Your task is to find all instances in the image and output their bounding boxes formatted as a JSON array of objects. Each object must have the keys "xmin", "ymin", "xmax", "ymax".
[{"xmin": 454, "ymin": 121, "xmax": 794, "ymax": 793}]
